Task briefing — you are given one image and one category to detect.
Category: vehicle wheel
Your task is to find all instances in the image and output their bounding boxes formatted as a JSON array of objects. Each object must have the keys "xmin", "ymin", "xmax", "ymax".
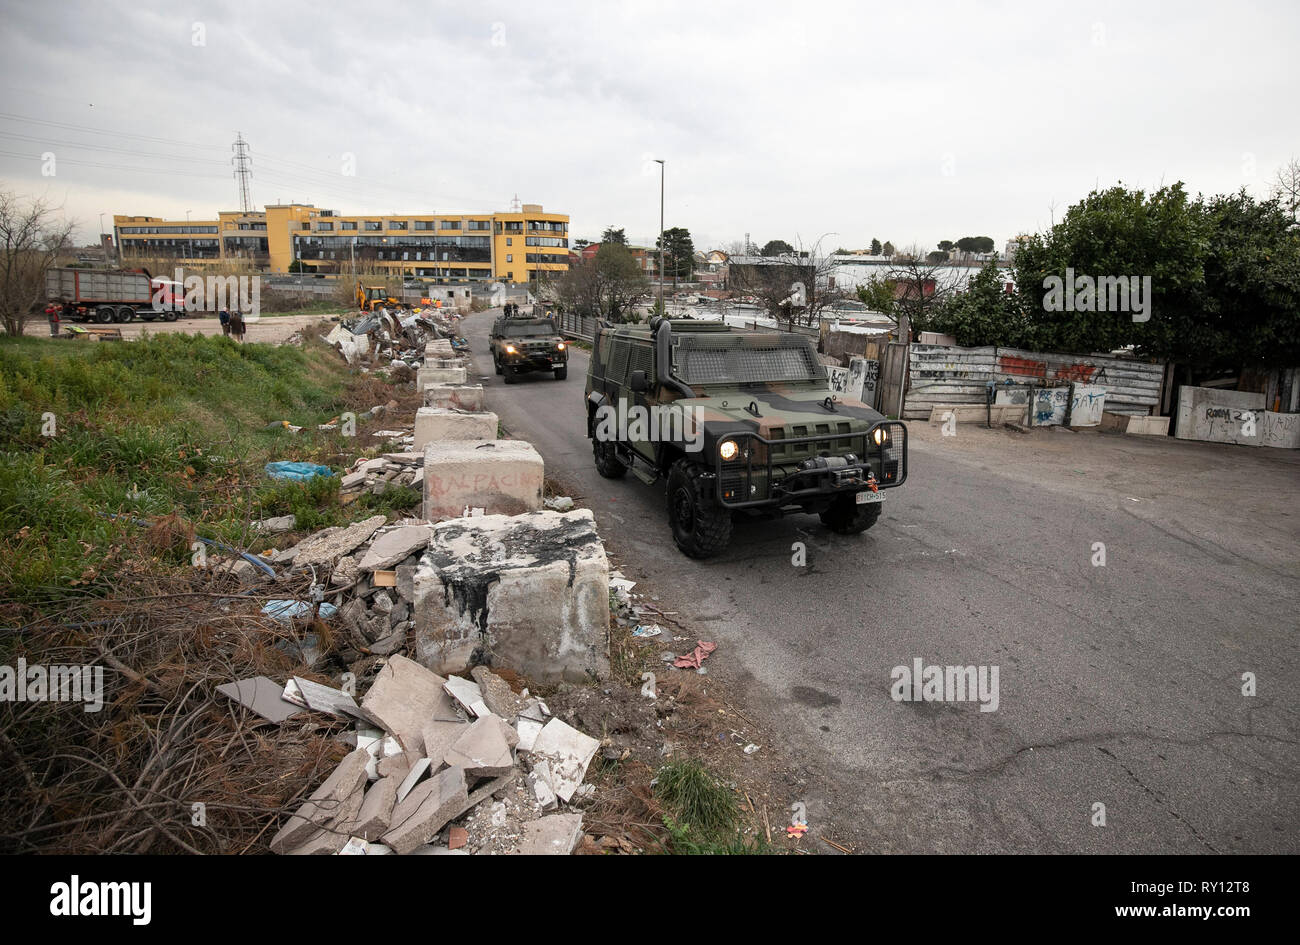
[
  {"xmin": 163, "ymin": 311, "xmax": 178, "ymax": 322},
  {"xmin": 592, "ymin": 438, "xmax": 627, "ymax": 479},
  {"xmin": 116, "ymin": 306, "xmax": 135, "ymax": 323},
  {"xmin": 503, "ymin": 365, "xmax": 518, "ymax": 384},
  {"xmin": 494, "ymin": 355, "xmax": 503, "ymax": 376},
  {"xmin": 96, "ymin": 306, "xmax": 115, "ymax": 324},
  {"xmin": 819, "ymin": 495, "xmax": 882, "ymax": 535},
  {"xmin": 666, "ymin": 459, "xmax": 732, "ymax": 558},
  {"xmin": 554, "ymin": 366, "xmax": 568, "ymax": 380}
]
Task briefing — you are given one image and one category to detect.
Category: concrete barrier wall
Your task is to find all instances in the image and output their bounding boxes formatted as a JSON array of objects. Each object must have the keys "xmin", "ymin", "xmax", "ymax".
[
  {"xmin": 1174, "ymin": 386, "xmax": 1264, "ymax": 446},
  {"xmin": 1262, "ymin": 411, "xmax": 1300, "ymax": 449}
]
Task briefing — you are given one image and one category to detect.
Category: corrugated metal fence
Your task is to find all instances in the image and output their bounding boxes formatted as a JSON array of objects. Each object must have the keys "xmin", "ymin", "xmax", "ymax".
[
  {"xmin": 557, "ymin": 311, "xmax": 598, "ymax": 342},
  {"xmin": 906, "ymin": 344, "xmax": 1166, "ymax": 419}
]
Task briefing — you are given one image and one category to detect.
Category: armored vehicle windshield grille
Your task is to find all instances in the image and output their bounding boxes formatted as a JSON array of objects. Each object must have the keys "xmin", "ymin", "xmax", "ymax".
[
  {"xmin": 672, "ymin": 334, "xmax": 822, "ymax": 385},
  {"xmin": 628, "ymin": 343, "xmax": 653, "ymax": 378}
]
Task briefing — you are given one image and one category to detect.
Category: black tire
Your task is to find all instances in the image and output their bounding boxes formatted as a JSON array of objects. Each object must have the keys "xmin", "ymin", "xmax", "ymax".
[
  {"xmin": 494, "ymin": 354, "xmax": 503, "ymax": 375},
  {"xmin": 116, "ymin": 306, "xmax": 135, "ymax": 323},
  {"xmin": 96, "ymin": 306, "xmax": 115, "ymax": 324},
  {"xmin": 819, "ymin": 494, "xmax": 883, "ymax": 535},
  {"xmin": 592, "ymin": 438, "xmax": 627, "ymax": 479},
  {"xmin": 666, "ymin": 459, "xmax": 732, "ymax": 558},
  {"xmin": 163, "ymin": 310, "xmax": 178, "ymax": 322},
  {"xmin": 503, "ymin": 365, "xmax": 518, "ymax": 384},
  {"xmin": 554, "ymin": 366, "xmax": 568, "ymax": 380}
]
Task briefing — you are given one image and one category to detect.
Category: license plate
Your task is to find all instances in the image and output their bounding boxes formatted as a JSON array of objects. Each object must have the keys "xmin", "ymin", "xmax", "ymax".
[{"xmin": 855, "ymin": 490, "xmax": 885, "ymax": 505}]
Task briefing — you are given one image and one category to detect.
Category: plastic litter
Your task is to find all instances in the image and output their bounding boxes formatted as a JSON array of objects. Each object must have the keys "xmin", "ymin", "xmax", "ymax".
[
  {"xmin": 262, "ymin": 600, "xmax": 338, "ymax": 622},
  {"xmin": 631, "ymin": 624, "xmax": 662, "ymax": 638},
  {"xmin": 673, "ymin": 641, "xmax": 717, "ymax": 670},
  {"xmin": 265, "ymin": 461, "xmax": 334, "ymax": 481}
]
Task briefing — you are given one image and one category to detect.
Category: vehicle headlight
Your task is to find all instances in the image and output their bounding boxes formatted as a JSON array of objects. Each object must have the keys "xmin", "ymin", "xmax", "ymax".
[
  {"xmin": 719, "ymin": 439, "xmax": 739, "ymax": 461},
  {"xmin": 556, "ymin": 342, "xmax": 566, "ymax": 350},
  {"xmin": 872, "ymin": 427, "xmax": 889, "ymax": 447},
  {"xmin": 505, "ymin": 344, "xmax": 517, "ymax": 354}
]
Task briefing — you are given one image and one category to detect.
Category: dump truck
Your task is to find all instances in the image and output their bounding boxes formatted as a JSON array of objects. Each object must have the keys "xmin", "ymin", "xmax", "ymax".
[{"xmin": 45, "ymin": 268, "xmax": 186, "ymax": 323}]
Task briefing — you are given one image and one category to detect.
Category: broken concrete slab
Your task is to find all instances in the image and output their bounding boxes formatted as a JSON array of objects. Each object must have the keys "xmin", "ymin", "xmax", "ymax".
[
  {"xmin": 358, "ymin": 525, "xmax": 433, "ymax": 572},
  {"xmin": 527, "ymin": 763, "xmax": 559, "ymax": 810},
  {"xmin": 422, "ymin": 719, "xmax": 471, "ymax": 771},
  {"xmin": 529, "ymin": 718, "xmax": 599, "ymax": 803},
  {"xmin": 413, "ymin": 407, "xmax": 499, "ymax": 452},
  {"xmin": 381, "ymin": 765, "xmax": 469, "ymax": 855},
  {"xmin": 396, "ymin": 757, "xmax": 432, "ymax": 803},
  {"xmin": 443, "ymin": 714, "xmax": 515, "ymax": 778},
  {"xmin": 422, "ymin": 439, "xmax": 543, "ymax": 521},
  {"xmin": 360, "ymin": 655, "xmax": 455, "ymax": 756},
  {"xmin": 348, "ymin": 777, "xmax": 397, "ymax": 841},
  {"xmin": 252, "ymin": 514, "xmax": 296, "ymax": 533},
  {"xmin": 292, "ymin": 515, "xmax": 387, "ymax": 570},
  {"xmin": 517, "ymin": 812, "xmax": 584, "ymax": 855},
  {"xmin": 216, "ymin": 676, "xmax": 302, "ymax": 724},
  {"xmin": 286, "ymin": 828, "xmax": 348, "ymax": 855},
  {"xmin": 422, "ymin": 383, "xmax": 485, "ymax": 412},
  {"xmin": 413, "ymin": 510, "xmax": 610, "ymax": 683},
  {"xmin": 471, "ymin": 666, "xmax": 529, "ymax": 721},
  {"xmin": 270, "ymin": 747, "xmax": 371, "ymax": 853}
]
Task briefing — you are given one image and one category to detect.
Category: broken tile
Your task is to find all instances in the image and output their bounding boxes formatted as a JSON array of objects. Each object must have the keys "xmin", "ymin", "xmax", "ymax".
[
  {"xmin": 348, "ymin": 777, "xmax": 397, "ymax": 841},
  {"xmin": 396, "ymin": 757, "xmax": 432, "ymax": 802},
  {"xmin": 217, "ymin": 676, "xmax": 301, "ymax": 724},
  {"xmin": 529, "ymin": 719, "xmax": 599, "ymax": 802},
  {"xmin": 358, "ymin": 525, "xmax": 433, "ymax": 571},
  {"xmin": 361, "ymin": 655, "xmax": 454, "ymax": 756},
  {"xmin": 443, "ymin": 714, "xmax": 515, "ymax": 778},
  {"xmin": 442, "ymin": 675, "xmax": 484, "ymax": 716},
  {"xmin": 471, "ymin": 666, "xmax": 529, "ymax": 720},
  {"xmin": 270, "ymin": 748, "xmax": 370, "ymax": 853}
]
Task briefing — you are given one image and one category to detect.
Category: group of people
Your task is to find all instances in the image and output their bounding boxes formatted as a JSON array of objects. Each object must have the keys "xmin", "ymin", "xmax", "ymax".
[{"xmin": 218, "ymin": 308, "xmax": 246, "ymax": 341}]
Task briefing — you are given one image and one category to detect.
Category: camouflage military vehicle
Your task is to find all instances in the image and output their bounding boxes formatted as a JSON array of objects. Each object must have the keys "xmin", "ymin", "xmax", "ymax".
[
  {"xmin": 490, "ymin": 311, "xmax": 569, "ymax": 383},
  {"xmin": 585, "ymin": 317, "xmax": 907, "ymax": 557}
]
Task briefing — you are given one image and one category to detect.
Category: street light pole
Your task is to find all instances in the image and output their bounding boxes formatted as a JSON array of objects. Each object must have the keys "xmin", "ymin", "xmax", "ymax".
[{"xmin": 655, "ymin": 159, "xmax": 665, "ymax": 318}]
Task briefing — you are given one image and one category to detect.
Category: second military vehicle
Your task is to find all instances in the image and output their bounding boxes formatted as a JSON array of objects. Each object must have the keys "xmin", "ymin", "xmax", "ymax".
[
  {"xmin": 585, "ymin": 317, "xmax": 907, "ymax": 558},
  {"xmin": 490, "ymin": 307, "xmax": 569, "ymax": 382}
]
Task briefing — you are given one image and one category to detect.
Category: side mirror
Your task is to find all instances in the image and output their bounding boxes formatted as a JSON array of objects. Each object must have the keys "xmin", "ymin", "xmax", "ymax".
[{"xmin": 629, "ymin": 370, "xmax": 649, "ymax": 392}]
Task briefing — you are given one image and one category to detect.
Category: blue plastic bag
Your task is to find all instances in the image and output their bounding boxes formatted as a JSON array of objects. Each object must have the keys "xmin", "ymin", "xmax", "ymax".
[{"xmin": 264, "ymin": 461, "xmax": 334, "ymax": 481}]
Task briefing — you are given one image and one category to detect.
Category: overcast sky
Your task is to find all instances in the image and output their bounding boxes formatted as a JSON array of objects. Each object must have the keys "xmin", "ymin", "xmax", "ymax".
[{"xmin": 1, "ymin": 0, "xmax": 1296, "ymax": 251}]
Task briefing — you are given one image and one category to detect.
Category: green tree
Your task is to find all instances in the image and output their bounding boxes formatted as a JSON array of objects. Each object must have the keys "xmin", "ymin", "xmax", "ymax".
[
  {"xmin": 594, "ymin": 242, "xmax": 649, "ymax": 321},
  {"xmin": 760, "ymin": 239, "xmax": 794, "ymax": 256},
  {"xmin": 882, "ymin": 240, "xmax": 894, "ymax": 258},
  {"xmin": 937, "ymin": 240, "xmax": 954, "ymax": 253},
  {"xmin": 656, "ymin": 227, "xmax": 695, "ymax": 281},
  {"xmin": 955, "ymin": 236, "xmax": 995, "ymax": 254},
  {"xmin": 930, "ymin": 260, "xmax": 1022, "ymax": 346},
  {"xmin": 601, "ymin": 227, "xmax": 627, "ymax": 245},
  {"xmin": 869, "ymin": 238, "xmax": 882, "ymax": 255}
]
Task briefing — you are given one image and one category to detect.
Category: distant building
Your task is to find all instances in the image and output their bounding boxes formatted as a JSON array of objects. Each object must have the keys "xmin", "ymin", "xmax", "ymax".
[{"xmin": 114, "ymin": 202, "xmax": 569, "ymax": 285}]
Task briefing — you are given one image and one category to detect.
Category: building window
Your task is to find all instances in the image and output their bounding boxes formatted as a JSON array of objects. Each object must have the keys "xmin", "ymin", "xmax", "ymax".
[
  {"xmin": 440, "ymin": 220, "xmax": 461, "ymax": 230},
  {"xmin": 340, "ymin": 221, "xmax": 357, "ymax": 230},
  {"xmin": 317, "ymin": 222, "xmax": 333, "ymax": 231},
  {"xmin": 506, "ymin": 238, "xmax": 512, "ymax": 246},
  {"xmin": 506, "ymin": 254, "xmax": 512, "ymax": 263},
  {"xmin": 389, "ymin": 221, "xmax": 407, "ymax": 230},
  {"xmin": 466, "ymin": 220, "xmax": 490, "ymax": 230},
  {"xmin": 364, "ymin": 221, "xmax": 382, "ymax": 231}
]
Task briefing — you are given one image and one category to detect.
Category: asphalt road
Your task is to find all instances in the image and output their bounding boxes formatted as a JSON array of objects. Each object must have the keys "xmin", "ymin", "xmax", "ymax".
[{"xmin": 466, "ymin": 311, "xmax": 1299, "ymax": 854}]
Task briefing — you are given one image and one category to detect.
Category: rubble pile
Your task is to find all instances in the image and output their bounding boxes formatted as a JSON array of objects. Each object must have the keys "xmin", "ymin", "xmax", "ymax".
[
  {"xmin": 244, "ymin": 656, "xmax": 597, "ymax": 855},
  {"xmin": 325, "ymin": 306, "xmax": 468, "ymax": 371}
]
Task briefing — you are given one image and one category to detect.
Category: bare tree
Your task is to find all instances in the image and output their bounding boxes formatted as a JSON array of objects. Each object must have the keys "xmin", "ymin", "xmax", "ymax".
[
  {"xmin": 1, "ymin": 189, "xmax": 75, "ymax": 336},
  {"xmin": 726, "ymin": 234, "xmax": 845, "ymax": 330},
  {"xmin": 1270, "ymin": 156, "xmax": 1300, "ymax": 224},
  {"xmin": 855, "ymin": 245, "xmax": 966, "ymax": 337}
]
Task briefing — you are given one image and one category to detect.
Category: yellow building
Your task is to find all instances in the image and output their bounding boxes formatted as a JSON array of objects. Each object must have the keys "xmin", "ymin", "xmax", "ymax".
[{"xmin": 114, "ymin": 202, "xmax": 568, "ymax": 285}]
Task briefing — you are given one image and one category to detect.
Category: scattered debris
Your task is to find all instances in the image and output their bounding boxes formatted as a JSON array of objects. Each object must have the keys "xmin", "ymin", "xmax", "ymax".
[
  {"xmin": 264, "ymin": 461, "xmax": 334, "ymax": 481},
  {"xmin": 673, "ymin": 641, "xmax": 718, "ymax": 670}
]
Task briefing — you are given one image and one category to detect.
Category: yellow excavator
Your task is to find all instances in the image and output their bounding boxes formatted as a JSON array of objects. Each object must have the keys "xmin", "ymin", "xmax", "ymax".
[{"xmin": 355, "ymin": 281, "xmax": 407, "ymax": 312}]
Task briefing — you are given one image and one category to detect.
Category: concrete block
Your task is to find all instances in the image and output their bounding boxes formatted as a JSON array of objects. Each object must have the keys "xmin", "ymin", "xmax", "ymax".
[
  {"xmin": 422, "ymin": 440, "xmax": 544, "ymax": 521},
  {"xmin": 291, "ymin": 515, "xmax": 387, "ymax": 569},
  {"xmin": 1262, "ymin": 411, "xmax": 1300, "ymax": 449},
  {"xmin": 1099, "ymin": 411, "xmax": 1170, "ymax": 436},
  {"xmin": 381, "ymin": 765, "xmax": 468, "ymax": 855},
  {"xmin": 417, "ymin": 364, "xmax": 469, "ymax": 388},
  {"xmin": 443, "ymin": 714, "xmax": 516, "ymax": 777},
  {"xmin": 423, "ymin": 383, "xmax": 485, "ymax": 412},
  {"xmin": 518, "ymin": 812, "xmax": 584, "ymax": 855},
  {"xmin": 1174, "ymin": 385, "xmax": 1264, "ymax": 445},
  {"xmin": 360, "ymin": 655, "xmax": 455, "ymax": 756},
  {"xmin": 425, "ymin": 341, "xmax": 456, "ymax": 359},
  {"xmin": 413, "ymin": 408, "xmax": 499, "ymax": 452},
  {"xmin": 412, "ymin": 510, "xmax": 610, "ymax": 683}
]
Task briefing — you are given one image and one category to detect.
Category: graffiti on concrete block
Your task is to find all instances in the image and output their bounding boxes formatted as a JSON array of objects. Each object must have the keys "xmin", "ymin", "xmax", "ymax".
[
  {"xmin": 827, "ymin": 366, "xmax": 850, "ymax": 394},
  {"xmin": 1070, "ymin": 385, "xmax": 1107, "ymax": 426},
  {"xmin": 847, "ymin": 357, "xmax": 879, "ymax": 404},
  {"xmin": 1032, "ymin": 387, "xmax": 1070, "ymax": 426}
]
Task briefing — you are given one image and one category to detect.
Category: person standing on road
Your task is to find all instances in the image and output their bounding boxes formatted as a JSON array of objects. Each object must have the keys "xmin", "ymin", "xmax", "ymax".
[{"xmin": 219, "ymin": 308, "xmax": 231, "ymax": 337}]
